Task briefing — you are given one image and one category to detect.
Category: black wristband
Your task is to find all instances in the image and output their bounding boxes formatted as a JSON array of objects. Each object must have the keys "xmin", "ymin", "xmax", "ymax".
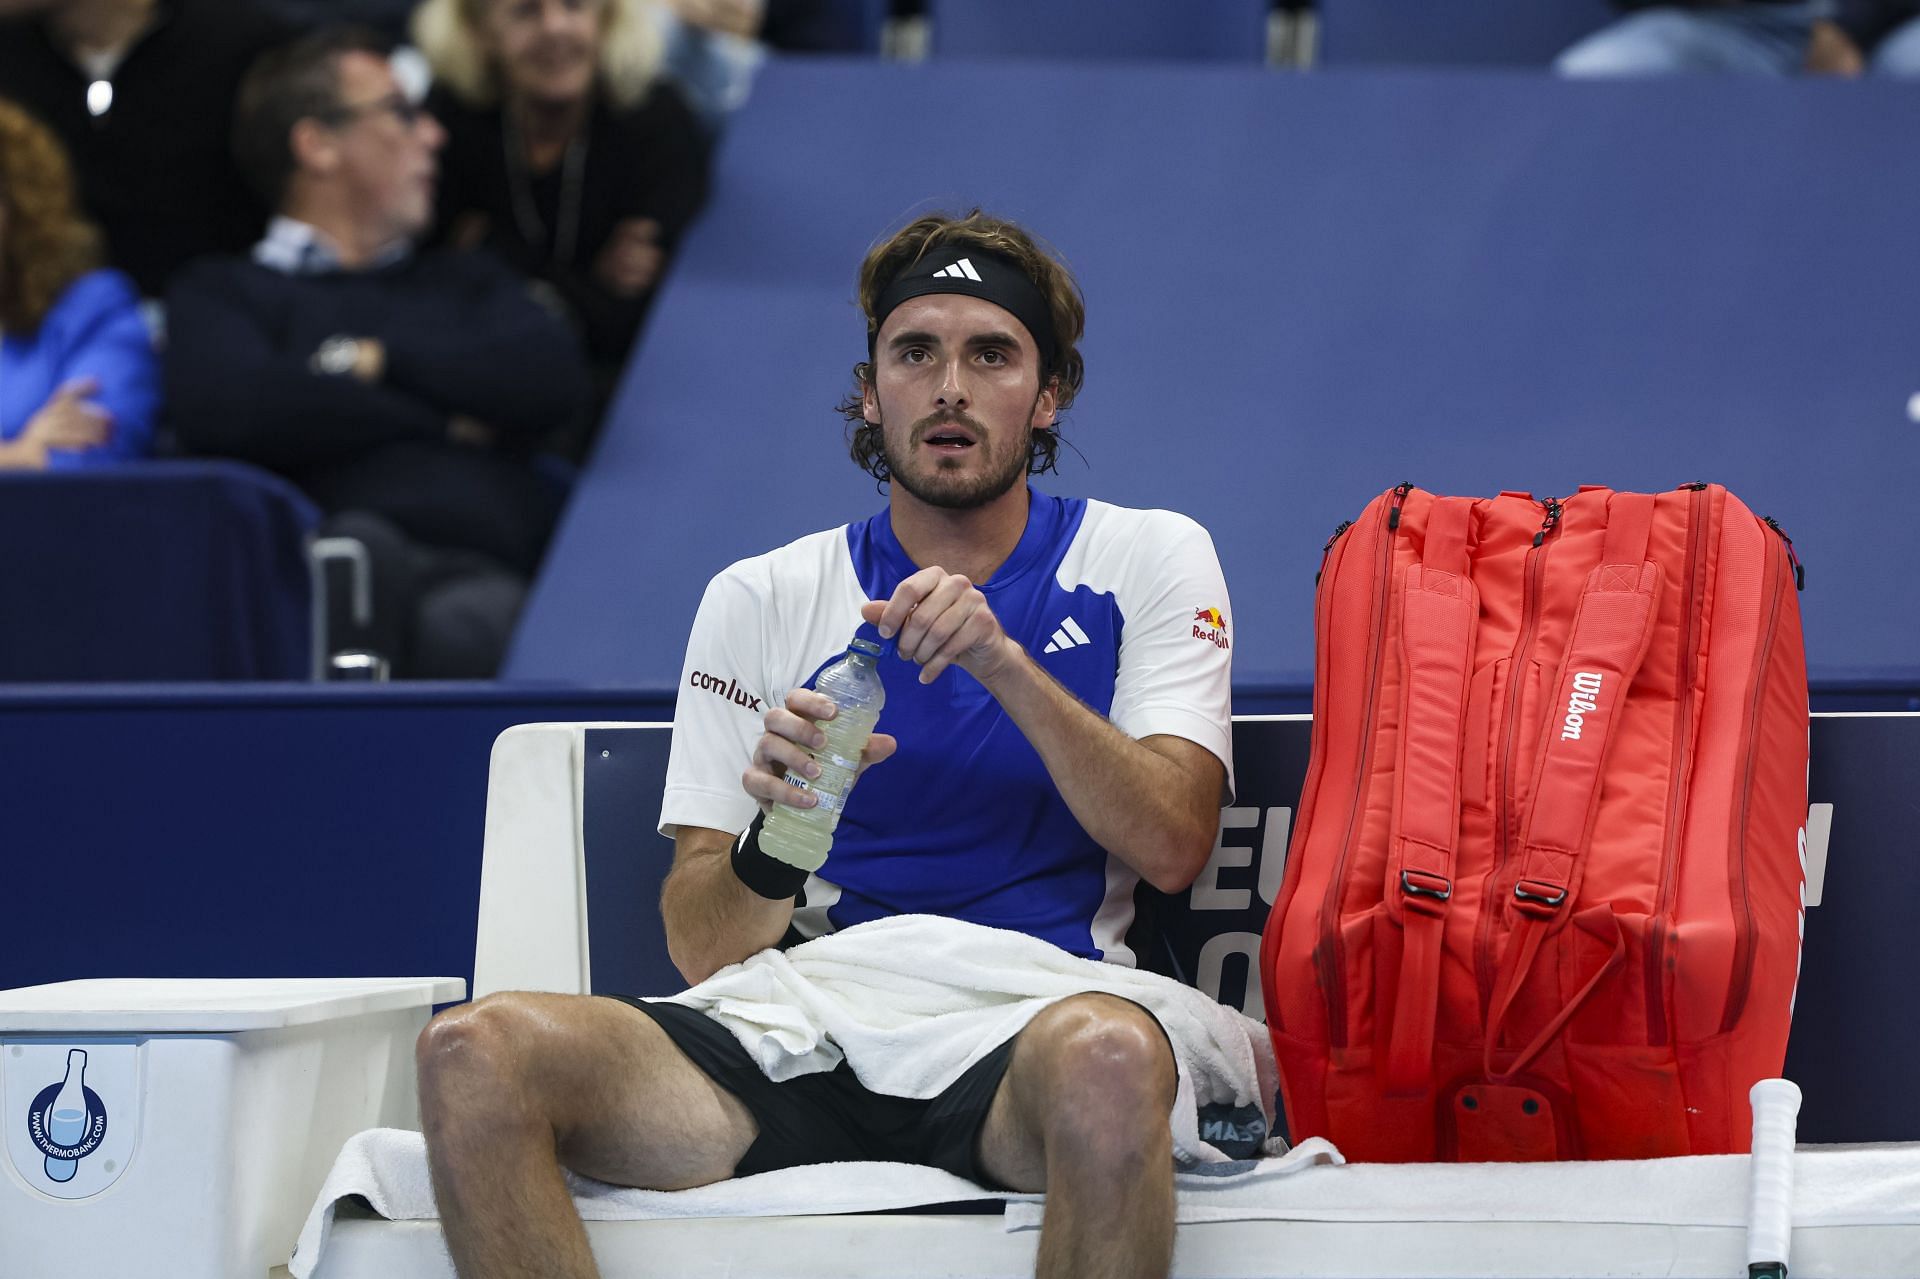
[{"xmin": 730, "ymin": 811, "xmax": 808, "ymax": 900}]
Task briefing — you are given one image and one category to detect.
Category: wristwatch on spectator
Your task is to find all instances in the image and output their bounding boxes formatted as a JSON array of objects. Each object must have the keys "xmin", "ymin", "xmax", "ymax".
[{"xmin": 310, "ymin": 336, "xmax": 364, "ymax": 377}]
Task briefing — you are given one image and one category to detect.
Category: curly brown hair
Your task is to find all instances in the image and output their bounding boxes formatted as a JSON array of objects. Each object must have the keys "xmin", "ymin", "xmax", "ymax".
[
  {"xmin": 0, "ymin": 98, "xmax": 102, "ymax": 335},
  {"xmin": 839, "ymin": 210, "xmax": 1086, "ymax": 483}
]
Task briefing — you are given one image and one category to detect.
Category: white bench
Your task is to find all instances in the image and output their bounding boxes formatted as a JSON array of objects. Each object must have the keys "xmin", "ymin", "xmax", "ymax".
[{"xmin": 292, "ymin": 722, "xmax": 1920, "ymax": 1279}]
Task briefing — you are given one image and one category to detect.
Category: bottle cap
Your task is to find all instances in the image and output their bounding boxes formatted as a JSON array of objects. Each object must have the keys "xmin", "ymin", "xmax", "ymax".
[{"xmin": 848, "ymin": 636, "xmax": 884, "ymax": 659}]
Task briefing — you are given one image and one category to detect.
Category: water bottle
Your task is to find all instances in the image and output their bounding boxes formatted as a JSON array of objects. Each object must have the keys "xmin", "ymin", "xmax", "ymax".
[
  {"xmin": 44, "ymin": 1049, "xmax": 88, "ymax": 1183},
  {"xmin": 758, "ymin": 637, "xmax": 886, "ymax": 872}
]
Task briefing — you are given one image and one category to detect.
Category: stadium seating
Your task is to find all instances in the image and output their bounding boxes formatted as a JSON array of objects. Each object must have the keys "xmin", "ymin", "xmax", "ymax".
[
  {"xmin": 928, "ymin": 0, "xmax": 1272, "ymax": 62},
  {"xmin": 509, "ymin": 60, "xmax": 1920, "ymax": 711},
  {"xmin": 1316, "ymin": 0, "xmax": 1616, "ymax": 67}
]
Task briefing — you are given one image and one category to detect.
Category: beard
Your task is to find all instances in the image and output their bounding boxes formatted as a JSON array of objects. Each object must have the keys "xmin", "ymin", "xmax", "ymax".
[{"xmin": 879, "ymin": 406, "xmax": 1036, "ymax": 511}]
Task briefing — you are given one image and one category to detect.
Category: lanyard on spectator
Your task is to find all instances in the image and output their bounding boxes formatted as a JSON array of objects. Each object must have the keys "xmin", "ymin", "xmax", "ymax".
[{"xmin": 503, "ymin": 108, "xmax": 588, "ymax": 268}]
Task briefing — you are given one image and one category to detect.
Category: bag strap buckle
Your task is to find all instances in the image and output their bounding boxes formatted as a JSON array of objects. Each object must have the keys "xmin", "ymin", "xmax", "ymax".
[
  {"xmin": 1401, "ymin": 869, "xmax": 1453, "ymax": 901},
  {"xmin": 1513, "ymin": 877, "xmax": 1567, "ymax": 918}
]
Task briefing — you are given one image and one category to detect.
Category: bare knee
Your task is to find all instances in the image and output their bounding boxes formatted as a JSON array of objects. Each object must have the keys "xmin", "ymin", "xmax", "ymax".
[
  {"xmin": 1019, "ymin": 995, "xmax": 1177, "ymax": 1147},
  {"xmin": 417, "ymin": 993, "xmax": 546, "ymax": 1131}
]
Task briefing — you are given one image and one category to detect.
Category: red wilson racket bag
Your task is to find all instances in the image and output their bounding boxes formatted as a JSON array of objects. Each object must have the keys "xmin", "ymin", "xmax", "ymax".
[{"xmin": 1261, "ymin": 484, "xmax": 1808, "ymax": 1161}]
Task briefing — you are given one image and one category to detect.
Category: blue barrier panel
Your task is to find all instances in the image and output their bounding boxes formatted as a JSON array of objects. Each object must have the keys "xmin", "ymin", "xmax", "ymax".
[
  {"xmin": 0, "ymin": 461, "xmax": 317, "ymax": 682},
  {"xmin": 580, "ymin": 715, "xmax": 1918, "ymax": 1145},
  {"xmin": 0, "ymin": 685, "xmax": 664, "ymax": 995},
  {"xmin": 510, "ymin": 61, "xmax": 1920, "ymax": 710}
]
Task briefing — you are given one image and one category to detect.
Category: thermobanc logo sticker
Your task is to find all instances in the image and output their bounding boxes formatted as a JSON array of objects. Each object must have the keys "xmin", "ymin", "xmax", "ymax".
[{"xmin": 26, "ymin": 1049, "xmax": 107, "ymax": 1182}]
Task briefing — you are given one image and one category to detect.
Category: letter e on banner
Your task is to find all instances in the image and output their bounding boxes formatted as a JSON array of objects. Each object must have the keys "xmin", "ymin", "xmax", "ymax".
[{"xmin": 1191, "ymin": 808, "xmax": 1258, "ymax": 911}]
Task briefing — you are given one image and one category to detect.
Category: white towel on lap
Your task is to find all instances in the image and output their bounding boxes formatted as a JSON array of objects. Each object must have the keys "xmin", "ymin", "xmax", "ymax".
[{"xmin": 659, "ymin": 914, "xmax": 1282, "ymax": 1166}]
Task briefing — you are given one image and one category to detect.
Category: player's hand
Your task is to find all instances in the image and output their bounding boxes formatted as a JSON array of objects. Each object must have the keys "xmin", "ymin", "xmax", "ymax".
[
  {"xmin": 742, "ymin": 688, "xmax": 897, "ymax": 813},
  {"xmin": 862, "ymin": 566, "xmax": 1016, "ymax": 685}
]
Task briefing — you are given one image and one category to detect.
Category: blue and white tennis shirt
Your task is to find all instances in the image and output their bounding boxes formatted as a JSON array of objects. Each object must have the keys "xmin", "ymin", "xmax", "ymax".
[{"xmin": 659, "ymin": 489, "xmax": 1234, "ymax": 965}]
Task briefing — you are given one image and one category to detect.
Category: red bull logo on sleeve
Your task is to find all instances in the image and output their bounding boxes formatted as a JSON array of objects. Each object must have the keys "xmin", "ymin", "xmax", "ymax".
[{"xmin": 1192, "ymin": 607, "xmax": 1230, "ymax": 650}]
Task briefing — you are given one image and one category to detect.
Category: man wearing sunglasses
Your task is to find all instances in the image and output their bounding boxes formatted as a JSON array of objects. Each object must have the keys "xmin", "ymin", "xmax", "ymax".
[{"xmin": 166, "ymin": 27, "xmax": 591, "ymax": 678}]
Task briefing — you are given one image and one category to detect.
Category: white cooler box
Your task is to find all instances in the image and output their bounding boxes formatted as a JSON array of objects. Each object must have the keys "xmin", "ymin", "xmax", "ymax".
[{"xmin": 0, "ymin": 977, "xmax": 463, "ymax": 1279}]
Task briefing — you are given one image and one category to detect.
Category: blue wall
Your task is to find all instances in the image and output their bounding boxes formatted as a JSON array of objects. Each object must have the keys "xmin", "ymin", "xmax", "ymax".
[{"xmin": 510, "ymin": 62, "xmax": 1920, "ymax": 710}]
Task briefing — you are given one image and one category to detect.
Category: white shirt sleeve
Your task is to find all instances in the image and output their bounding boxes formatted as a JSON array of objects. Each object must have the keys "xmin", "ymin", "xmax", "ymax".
[
  {"xmin": 1106, "ymin": 510, "xmax": 1236, "ymax": 797},
  {"xmin": 658, "ymin": 562, "xmax": 772, "ymax": 839}
]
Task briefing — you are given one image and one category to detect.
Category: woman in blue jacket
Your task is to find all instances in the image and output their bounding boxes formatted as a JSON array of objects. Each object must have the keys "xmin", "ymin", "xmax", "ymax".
[{"xmin": 0, "ymin": 97, "xmax": 157, "ymax": 470}]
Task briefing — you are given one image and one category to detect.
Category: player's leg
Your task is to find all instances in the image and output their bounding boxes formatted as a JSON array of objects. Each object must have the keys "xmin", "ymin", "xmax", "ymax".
[
  {"xmin": 974, "ymin": 993, "xmax": 1179, "ymax": 1279},
  {"xmin": 417, "ymin": 992, "xmax": 758, "ymax": 1279}
]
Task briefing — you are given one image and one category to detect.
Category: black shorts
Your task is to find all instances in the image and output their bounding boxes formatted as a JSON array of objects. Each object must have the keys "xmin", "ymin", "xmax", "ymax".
[{"xmin": 604, "ymin": 995, "xmax": 1019, "ymax": 1188}]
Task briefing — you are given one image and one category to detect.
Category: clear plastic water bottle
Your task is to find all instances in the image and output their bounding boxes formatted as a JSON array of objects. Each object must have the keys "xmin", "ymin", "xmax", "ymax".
[
  {"xmin": 44, "ymin": 1049, "xmax": 88, "ymax": 1183},
  {"xmin": 758, "ymin": 637, "xmax": 886, "ymax": 872}
]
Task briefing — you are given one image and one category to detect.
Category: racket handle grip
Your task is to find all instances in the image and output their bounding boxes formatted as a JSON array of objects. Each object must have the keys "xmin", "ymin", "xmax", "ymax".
[{"xmin": 1746, "ymin": 1078, "xmax": 1803, "ymax": 1274}]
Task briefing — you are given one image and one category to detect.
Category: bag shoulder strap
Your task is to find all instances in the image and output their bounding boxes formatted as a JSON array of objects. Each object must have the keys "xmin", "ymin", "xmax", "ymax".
[
  {"xmin": 1383, "ymin": 495, "xmax": 1478, "ymax": 1095},
  {"xmin": 1485, "ymin": 491, "xmax": 1662, "ymax": 1081},
  {"xmin": 1512, "ymin": 492, "xmax": 1660, "ymax": 912}
]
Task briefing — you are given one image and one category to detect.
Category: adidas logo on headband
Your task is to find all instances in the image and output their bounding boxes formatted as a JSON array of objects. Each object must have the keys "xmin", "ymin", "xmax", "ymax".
[
  {"xmin": 931, "ymin": 257, "xmax": 983, "ymax": 282},
  {"xmin": 870, "ymin": 247, "xmax": 1057, "ymax": 369}
]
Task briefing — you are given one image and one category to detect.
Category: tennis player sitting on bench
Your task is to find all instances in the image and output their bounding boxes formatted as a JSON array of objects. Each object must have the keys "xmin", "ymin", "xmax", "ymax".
[{"xmin": 417, "ymin": 210, "xmax": 1235, "ymax": 1279}]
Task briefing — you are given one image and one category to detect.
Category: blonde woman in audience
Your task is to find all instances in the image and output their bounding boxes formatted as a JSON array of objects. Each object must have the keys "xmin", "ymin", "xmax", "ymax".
[
  {"xmin": 414, "ymin": 0, "xmax": 711, "ymax": 452},
  {"xmin": 0, "ymin": 98, "xmax": 156, "ymax": 471}
]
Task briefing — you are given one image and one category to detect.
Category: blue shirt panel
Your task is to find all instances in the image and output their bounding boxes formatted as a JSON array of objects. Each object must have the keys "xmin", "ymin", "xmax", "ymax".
[{"xmin": 813, "ymin": 491, "xmax": 1128, "ymax": 959}]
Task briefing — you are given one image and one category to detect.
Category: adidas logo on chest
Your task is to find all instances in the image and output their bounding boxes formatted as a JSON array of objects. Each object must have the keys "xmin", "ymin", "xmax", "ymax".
[{"xmin": 1043, "ymin": 616, "xmax": 1091, "ymax": 654}]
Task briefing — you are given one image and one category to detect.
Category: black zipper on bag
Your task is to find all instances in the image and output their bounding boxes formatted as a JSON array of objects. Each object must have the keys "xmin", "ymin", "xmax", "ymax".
[
  {"xmin": 1315, "ymin": 520, "xmax": 1355, "ymax": 586},
  {"xmin": 1386, "ymin": 480, "xmax": 1413, "ymax": 530},
  {"xmin": 1762, "ymin": 516, "xmax": 1805, "ymax": 591},
  {"xmin": 1531, "ymin": 497, "xmax": 1562, "ymax": 547}
]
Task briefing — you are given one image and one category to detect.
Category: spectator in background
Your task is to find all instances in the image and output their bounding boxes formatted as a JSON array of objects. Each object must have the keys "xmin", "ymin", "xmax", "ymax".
[
  {"xmin": 0, "ymin": 0, "xmax": 289, "ymax": 297},
  {"xmin": 258, "ymin": 0, "xmax": 419, "ymax": 40},
  {"xmin": 414, "ymin": 0, "xmax": 711, "ymax": 455},
  {"xmin": 1556, "ymin": 1, "xmax": 1823, "ymax": 75},
  {"xmin": 0, "ymin": 98, "xmax": 156, "ymax": 470},
  {"xmin": 166, "ymin": 27, "xmax": 591, "ymax": 679},
  {"xmin": 656, "ymin": 0, "xmax": 879, "ymax": 130},
  {"xmin": 654, "ymin": 0, "xmax": 765, "ymax": 129}
]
